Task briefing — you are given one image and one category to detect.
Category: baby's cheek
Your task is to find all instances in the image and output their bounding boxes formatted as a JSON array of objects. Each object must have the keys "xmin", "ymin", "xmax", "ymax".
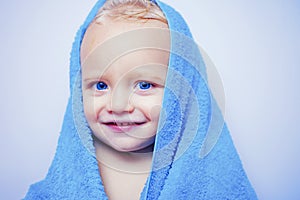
[
  {"xmin": 149, "ymin": 104, "xmax": 162, "ymax": 121},
  {"xmin": 82, "ymin": 97, "xmax": 97, "ymax": 122},
  {"xmin": 150, "ymin": 92, "xmax": 164, "ymax": 120}
]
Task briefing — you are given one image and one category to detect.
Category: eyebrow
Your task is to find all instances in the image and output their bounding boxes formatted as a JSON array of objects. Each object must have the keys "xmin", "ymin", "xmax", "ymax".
[
  {"xmin": 83, "ymin": 63, "xmax": 167, "ymax": 78},
  {"xmin": 82, "ymin": 72, "xmax": 166, "ymax": 86},
  {"xmin": 82, "ymin": 77, "xmax": 99, "ymax": 83},
  {"xmin": 132, "ymin": 73, "xmax": 165, "ymax": 82},
  {"xmin": 83, "ymin": 74, "xmax": 165, "ymax": 82}
]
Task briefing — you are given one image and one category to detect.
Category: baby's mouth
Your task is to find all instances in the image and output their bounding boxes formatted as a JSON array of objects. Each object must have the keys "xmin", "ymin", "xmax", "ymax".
[
  {"xmin": 103, "ymin": 122, "xmax": 146, "ymax": 126},
  {"xmin": 101, "ymin": 121, "xmax": 146, "ymax": 133}
]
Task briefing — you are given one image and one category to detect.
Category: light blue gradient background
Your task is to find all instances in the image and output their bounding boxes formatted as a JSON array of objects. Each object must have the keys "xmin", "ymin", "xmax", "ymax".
[{"xmin": 0, "ymin": 0, "xmax": 299, "ymax": 199}]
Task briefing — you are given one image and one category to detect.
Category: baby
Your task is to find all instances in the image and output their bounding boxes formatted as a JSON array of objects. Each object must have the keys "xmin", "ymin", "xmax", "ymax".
[
  {"xmin": 25, "ymin": 0, "xmax": 257, "ymax": 199},
  {"xmin": 80, "ymin": 1, "xmax": 169, "ymax": 199}
]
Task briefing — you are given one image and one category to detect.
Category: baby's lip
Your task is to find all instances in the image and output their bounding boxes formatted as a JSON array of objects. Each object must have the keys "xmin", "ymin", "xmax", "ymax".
[
  {"xmin": 101, "ymin": 121, "xmax": 146, "ymax": 126},
  {"xmin": 101, "ymin": 121, "xmax": 146, "ymax": 134}
]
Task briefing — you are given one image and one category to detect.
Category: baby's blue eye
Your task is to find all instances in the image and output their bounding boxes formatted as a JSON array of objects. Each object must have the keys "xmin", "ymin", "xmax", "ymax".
[
  {"xmin": 96, "ymin": 82, "xmax": 108, "ymax": 90},
  {"xmin": 138, "ymin": 81, "xmax": 152, "ymax": 90}
]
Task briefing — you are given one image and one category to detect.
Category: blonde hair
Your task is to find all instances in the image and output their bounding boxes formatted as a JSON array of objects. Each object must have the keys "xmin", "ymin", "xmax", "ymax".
[{"xmin": 94, "ymin": 0, "xmax": 167, "ymax": 24}]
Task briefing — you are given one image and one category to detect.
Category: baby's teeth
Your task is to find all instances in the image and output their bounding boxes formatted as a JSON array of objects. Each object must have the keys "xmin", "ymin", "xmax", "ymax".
[{"xmin": 117, "ymin": 122, "xmax": 131, "ymax": 126}]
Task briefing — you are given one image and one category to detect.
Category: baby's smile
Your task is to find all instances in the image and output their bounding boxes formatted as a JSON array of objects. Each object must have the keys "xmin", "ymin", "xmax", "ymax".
[
  {"xmin": 101, "ymin": 121, "xmax": 147, "ymax": 134},
  {"xmin": 100, "ymin": 117, "xmax": 147, "ymax": 134}
]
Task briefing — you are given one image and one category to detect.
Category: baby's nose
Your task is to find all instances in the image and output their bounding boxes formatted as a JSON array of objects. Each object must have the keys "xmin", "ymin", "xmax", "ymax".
[{"xmin": 106, "ymin": 87, "xmax": 134, "ymax": 114}]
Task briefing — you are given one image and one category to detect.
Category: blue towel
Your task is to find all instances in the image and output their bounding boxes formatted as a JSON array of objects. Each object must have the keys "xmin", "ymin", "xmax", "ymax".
[{"xmin": 25, "ymin": 0, "xmax": 258, "ymax": 199}]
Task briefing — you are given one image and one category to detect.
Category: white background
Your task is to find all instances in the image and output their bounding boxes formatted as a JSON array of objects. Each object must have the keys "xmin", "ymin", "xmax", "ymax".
[{"xmin": 0, "ymin": 0, "xmax": 299, "ymax": 199}]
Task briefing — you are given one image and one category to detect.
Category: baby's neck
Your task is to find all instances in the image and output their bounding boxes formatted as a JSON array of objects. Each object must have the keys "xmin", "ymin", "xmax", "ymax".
[
  {"xmin": 94, "ymin": 140, "xmax": 153, "ymax": 174},
  {"xmin": 94, "ymin": 141, "xmax": 153, "ymax": 200}
]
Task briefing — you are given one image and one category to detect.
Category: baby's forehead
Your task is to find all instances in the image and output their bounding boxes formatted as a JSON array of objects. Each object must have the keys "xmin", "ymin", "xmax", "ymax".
[{"xmin": 80, "ymin": 18, "xmax": 169, "ymax": 64}]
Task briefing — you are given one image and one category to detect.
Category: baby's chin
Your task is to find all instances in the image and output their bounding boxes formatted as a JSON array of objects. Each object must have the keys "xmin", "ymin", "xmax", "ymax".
[
  {"xmin": 128, "ymin": 143, "xmax": 155, "ymax": 154},
  {"xmin": 110, "ymin": 140, "xmax": 155, "ymax": 154},
  {"xmin": 93, "ymin": 133, "xmax": 154, "ymax": 153}
]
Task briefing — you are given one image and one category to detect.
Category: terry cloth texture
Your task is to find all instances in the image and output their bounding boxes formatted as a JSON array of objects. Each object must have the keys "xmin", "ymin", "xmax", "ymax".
[{"xmin": 24, "ymin": 0, "xmax": 257, "ymax": 199}]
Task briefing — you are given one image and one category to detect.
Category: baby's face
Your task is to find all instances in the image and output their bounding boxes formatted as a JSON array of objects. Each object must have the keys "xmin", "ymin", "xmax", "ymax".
[{"xmin": 80, "ymin": 18, "xmax": 169, "ymax": 152}]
